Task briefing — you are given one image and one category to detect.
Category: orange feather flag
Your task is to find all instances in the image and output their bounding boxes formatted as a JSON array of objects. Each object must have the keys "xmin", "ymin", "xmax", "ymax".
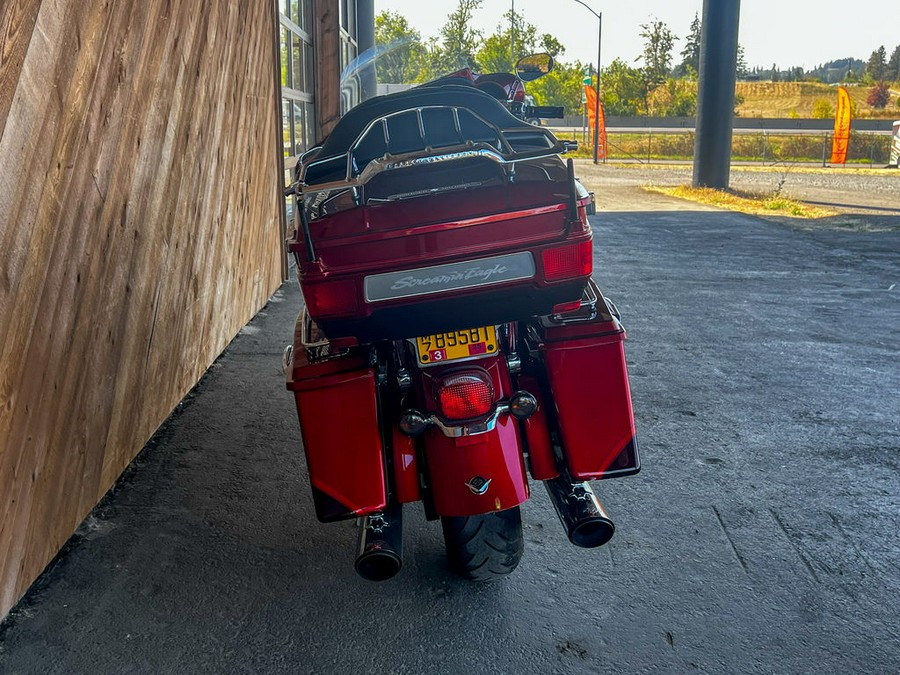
[
  {"xmin": 583, "ymin": 85, "xmax": 608, "ymax": 160},
  {"xmin": 830, "ymin": 86, "xmax": 851, "ymax": 164}
]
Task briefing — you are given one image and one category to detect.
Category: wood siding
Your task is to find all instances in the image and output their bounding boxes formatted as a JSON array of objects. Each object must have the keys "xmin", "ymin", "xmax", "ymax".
[
  {"xmin": 0, "ymin": 0, "xmax": 283, "ymax": 618},
  {"xmin": 313, "ymin": 0, "xmax": 341, "ymax": 139}
]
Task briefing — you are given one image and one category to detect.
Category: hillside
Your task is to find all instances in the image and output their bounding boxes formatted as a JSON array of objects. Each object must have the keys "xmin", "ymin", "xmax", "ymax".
[{"xmin": 734, "ymin": 82, "xmax": 900, "ymax": 119}]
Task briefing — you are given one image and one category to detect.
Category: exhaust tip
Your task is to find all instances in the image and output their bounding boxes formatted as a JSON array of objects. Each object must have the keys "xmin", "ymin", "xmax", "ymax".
[
  {"xmin": 570, "ymin": 517, "xmax": 615, "ymax": 548},
  {"xmin": 355, "ymin": 546, "xmax": 402, "ymax": 581}
]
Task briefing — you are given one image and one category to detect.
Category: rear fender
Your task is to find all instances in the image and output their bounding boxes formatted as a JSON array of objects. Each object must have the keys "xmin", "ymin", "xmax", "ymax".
[
  {"xmin": 422, "ymin": 416, "xmax": 529, "ymax": 517},
  {"xmin": 414, "ymin": 352, "xmax": 529, "ymax": 517}
]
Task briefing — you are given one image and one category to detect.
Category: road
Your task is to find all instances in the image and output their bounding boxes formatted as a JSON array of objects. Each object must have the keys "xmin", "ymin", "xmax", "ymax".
[
  {"xmin": 574, "ymin": 161, "xmax": 900, "ymax": 220},
  {"xmin": 0, "ymin": 182, "xmax": 898, "ymax": 674}
]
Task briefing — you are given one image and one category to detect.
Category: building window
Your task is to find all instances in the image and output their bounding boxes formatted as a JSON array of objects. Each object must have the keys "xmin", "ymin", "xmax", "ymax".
[
  {"xmin": 278, "ymin": 0, "xmax": 314, "ymax": 162},
  {"xmin": 277, "ymin": 0, "xmax": 361, "ymax": 178},
  {"xmin": 339, "ymin": 0, "xmax": 359, "ymax": 114}
]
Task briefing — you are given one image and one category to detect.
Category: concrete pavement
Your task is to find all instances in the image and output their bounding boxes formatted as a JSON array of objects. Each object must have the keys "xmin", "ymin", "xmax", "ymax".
[{"xmin": 1, "ymin": 186, "xmax": 898, "ymax": 674}]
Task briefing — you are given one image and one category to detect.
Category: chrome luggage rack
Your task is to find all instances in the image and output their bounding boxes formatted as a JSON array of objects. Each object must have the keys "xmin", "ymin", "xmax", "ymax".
[
  {"xmin": 294, "ymin": 104, "xmax": 573, "ymax": 197},
  {"xmin": 286, "ymin": 102, "xmax": 579, "ymax": 265}
]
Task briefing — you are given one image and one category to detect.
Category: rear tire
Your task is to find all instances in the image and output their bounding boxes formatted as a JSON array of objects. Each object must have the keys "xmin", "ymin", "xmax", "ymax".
[{"xmin": 441, "ymin": 507, "xmax": 524, "ymax": 581}]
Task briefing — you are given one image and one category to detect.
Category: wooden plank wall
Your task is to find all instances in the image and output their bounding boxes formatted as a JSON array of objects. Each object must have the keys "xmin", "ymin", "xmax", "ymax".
[
  {"xmin": 313, "ymin": 0, "xmax": 341, "ymax": 139},
  {"xmin": 0, "ymin": 0, "xmax": 283, "ymax": 618}
]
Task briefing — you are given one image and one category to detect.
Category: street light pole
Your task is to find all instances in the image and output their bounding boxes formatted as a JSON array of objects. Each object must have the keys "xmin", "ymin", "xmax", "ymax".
[
  {"xmin": 571, "ymin": 1, "xmax": 602, "ymax": 164},
  {"xmin": 511, "ymin": 0, "xmax": 515, "ymax": 64}
]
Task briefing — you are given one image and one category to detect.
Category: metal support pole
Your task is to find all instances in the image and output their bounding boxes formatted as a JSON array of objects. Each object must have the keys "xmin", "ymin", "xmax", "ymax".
[
  {"xmin": 571, "ymin": 1, "xmax": 602, "ymax": 165},
  {"xmin": 593, "ymin": 14, "xmax": 602, "ymax": 164},
  {"xmin": 692, "ymin": 0, "xmax": 741, "ymax": 188},
  {"xmin": 511, "ymin": 0, "xmax": 515, "ymax": 63},
  {"xmin": 356, "ymin": 0, "xmax": 377, "ymax": 101}
]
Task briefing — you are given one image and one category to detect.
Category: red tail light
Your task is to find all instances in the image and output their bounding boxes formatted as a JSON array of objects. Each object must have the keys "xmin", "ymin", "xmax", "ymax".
[
  {"xmin": 302, "ymin": 279, "xmax": 359, "ymax": 318},
  {"xmin": 436, "ymin": 371, "xmax": 494, "ymax": 420},
  {"xmin": 541, "ymin": 240, "xmax": 593, "ymax": 282}
]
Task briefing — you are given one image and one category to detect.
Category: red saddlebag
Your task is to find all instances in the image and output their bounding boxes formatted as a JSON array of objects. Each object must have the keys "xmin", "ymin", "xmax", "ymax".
[
  {"xmin": 285, "ymin": 312, "xmax": 387, "ymax": 521},
  {"xmin": 535, "ymin": 281, "xmax": 640, "ymax": 479}
]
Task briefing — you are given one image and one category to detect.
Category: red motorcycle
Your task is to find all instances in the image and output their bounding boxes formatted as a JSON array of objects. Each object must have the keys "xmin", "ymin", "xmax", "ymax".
[{"xmin": 284, "ymin": 55, "xmax": 639, "ymax": 581}]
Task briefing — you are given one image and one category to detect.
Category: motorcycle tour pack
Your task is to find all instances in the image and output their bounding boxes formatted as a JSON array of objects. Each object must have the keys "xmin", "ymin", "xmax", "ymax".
[{"xmin": 283, "ymin": 55, "xmax": 639, "ymax": 581}]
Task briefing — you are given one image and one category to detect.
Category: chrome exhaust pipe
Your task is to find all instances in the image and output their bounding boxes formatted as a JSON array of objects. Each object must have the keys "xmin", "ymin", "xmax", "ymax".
[
  {"xmin": 355, "ymin": 503, "xmax": 403, "ymax": 581},
  {"xmin": 544, "ymin": 477, "xmax": 615, "ymax": 548}
]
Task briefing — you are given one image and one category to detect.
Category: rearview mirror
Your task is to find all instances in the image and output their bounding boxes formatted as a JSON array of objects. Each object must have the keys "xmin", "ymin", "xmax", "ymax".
[{"xmin": 514, "ymin": 53, "xmax": 554, "ymax": 82}]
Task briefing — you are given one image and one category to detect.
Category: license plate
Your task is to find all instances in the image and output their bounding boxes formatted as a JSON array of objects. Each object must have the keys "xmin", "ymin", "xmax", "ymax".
[{"xmin": 415, "ymin": 327, "xmax": 498, "ymax": 365}]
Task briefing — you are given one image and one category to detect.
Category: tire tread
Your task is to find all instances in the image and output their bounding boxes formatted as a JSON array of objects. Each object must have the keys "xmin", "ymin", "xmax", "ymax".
[{"xmin": 441, "ymin": 507, "xmax": 524, "ymax": 581}]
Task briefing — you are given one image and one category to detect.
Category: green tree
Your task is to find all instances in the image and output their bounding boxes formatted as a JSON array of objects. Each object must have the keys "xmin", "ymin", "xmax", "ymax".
[
  {"xmin": 736, "ymin": 44, "xmax": 748, "ymax": 78},
  {"xmin": 639, "ymin": 19, "xmax": 676, "ymax": 87},
  {"xmin": 439, "ymin": 0, "xmax": 484, "ymax": 71},
  {"xmin": 475, "ymin": 11, "xmax": 568, "ymax": 76},
  {"xmin": 539, "ymin": 34, "xmax": 565, "ymax": 59},
  {"xmin": 865, "ymin": 46, "xmax": 886, "ymax": 82},
  {"xmin": 474, "ymin": 10, "xmax": 575, "ymax": 112},
  {"xmin": 374, "ymin": 11, "xmax": 427, "ymax": 83},
  {"xmin": 476, "ymin": 10, "xmax": 537, "ymax": 74},
  {"xmin": 600, "ymin": 58, "xmax": 648, "ymax": 116},
  {"xmin": 647, "ymin": 78, "xmax": 697, "ymax": 116},
  {"xmin": 528, "ymin": 61, "xmax": 584, "ymax": 116},
  {"xmin": 675, "ymin": 13, "xmax": 701, "ymax": 77},
  {"xmin": 425, "ymin": 37, "xmax": 460, "ymax": 81},
  {"xmin": 887, "ymin": 45, "xmax": 900, "ymax": 82}
]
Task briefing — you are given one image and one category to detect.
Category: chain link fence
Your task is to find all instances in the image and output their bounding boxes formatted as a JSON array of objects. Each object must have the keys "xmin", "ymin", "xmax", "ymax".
[{"xmin": 560, "ymin": 129, "xmax": 893, "ymax": 165}]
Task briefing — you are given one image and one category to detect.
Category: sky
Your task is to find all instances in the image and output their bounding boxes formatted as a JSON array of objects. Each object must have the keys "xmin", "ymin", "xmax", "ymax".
[{"xmin": 374, "ymin": 0, "xmax": 899, "ymax": 72}]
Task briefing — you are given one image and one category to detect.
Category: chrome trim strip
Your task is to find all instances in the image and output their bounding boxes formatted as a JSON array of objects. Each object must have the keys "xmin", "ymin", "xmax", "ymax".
[
  {"xmin": 425, "ymin": 403, "xmax": 511, "ymax": 438},
  {"xmin": 364, "ymin": 252, "xmax": 535, "ymax": 303}
]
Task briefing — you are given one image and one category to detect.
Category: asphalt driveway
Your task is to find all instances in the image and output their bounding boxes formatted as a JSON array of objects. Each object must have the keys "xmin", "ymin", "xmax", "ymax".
[{"xmin": 1, "ymin": 184, "xmax": 897, "ymax": 674}]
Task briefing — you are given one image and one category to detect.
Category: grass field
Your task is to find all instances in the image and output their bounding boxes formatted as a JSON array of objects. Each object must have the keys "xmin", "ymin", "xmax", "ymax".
[
  {"xmin": 644, "ymin": 185, "xmax": 837, "ymax": 219},
  {"xmin": 735, "ymin": 82, "xmax": 900, "ymax": 119},
  {"xmin": 563, "ymin": 130, "xmax": 892, "ymax": 164}
]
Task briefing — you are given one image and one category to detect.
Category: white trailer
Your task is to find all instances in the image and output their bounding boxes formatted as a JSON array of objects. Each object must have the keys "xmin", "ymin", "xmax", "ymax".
[{"xmin": 891, "ymin": 121, "xmax": 900, "ymax": 167}]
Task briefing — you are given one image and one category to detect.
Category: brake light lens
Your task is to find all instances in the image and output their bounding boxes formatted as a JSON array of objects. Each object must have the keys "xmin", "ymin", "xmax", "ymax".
[
  {"xmin": 436, "ymin": 372, "xmax": 494, "ymax": 420},
  {"xmin": 541, "ymin": 240, "xmax": 593, "ymax": 282},
  {"xmin": 302, "ymin": 280, "xmax": 359, "ymax": 318}
]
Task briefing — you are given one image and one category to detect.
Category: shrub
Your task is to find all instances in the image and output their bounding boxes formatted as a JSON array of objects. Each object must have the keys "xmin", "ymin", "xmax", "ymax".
[
  {"xmin": 866, "ymin": 82, "xmax": 890, "ymax": 108},
  {"xmin": 811, "ymin": 99, "xmax": 833, "ymax": 118},
  {"xmin": 646, "ymin": 78, "xmax": 698, "ymax": 117}
]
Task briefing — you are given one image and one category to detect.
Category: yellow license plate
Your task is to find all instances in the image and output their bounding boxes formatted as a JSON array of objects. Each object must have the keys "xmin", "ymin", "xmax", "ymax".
[{"xmin": 415, "ymin": 327, "xmax": 498, "ymax": 364}]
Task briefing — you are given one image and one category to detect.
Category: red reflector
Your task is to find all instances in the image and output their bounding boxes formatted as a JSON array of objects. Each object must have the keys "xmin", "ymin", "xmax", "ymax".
[
  {"xmin": 541, "ymin": 240, "xmax": 593, "ymax": 282},
  {"xmin": 437, "ymin": 372, "xmax": 494, "ymax": 420},
  {"xmin": 551, "ymin": 299, "xmax": 582, "ymax": 315},
  {"xmin": 302, "ymin": 280, "xmax": 359, "ymax": 318}
]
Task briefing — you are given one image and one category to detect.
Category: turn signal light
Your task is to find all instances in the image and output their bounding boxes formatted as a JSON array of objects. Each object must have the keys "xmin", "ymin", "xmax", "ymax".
[
  {"xmin": 436, "ymin": 372, "xmax": 494, "ymax": 420},
  {"xmin": 399, "ymin": 410, "xmax": 429, "ymax": 436},
  {"xmin": 509, "ymin": 391, "xmax": 538, "ymax": 420},
  {"xmin": 541, "ymin": 240, "xmax": 593, "ymax": 282},
  {"xmin": 302, "ymin": 279, "xmax": 359, "ymax": 318}
]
